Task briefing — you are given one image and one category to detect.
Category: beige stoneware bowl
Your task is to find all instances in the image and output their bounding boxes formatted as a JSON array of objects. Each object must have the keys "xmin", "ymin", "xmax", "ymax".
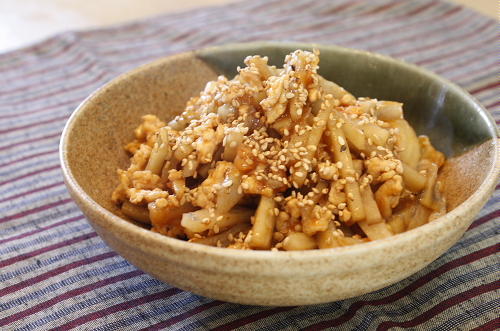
[{"xmin": 60, "ymin": 42, "xmax": 499, "ymax": 306}]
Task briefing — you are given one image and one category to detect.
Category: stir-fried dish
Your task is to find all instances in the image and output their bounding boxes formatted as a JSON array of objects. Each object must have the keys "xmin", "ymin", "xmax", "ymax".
[{"xmin": 112, "ymin": 50, "xmax": 446, "ymax": 250}]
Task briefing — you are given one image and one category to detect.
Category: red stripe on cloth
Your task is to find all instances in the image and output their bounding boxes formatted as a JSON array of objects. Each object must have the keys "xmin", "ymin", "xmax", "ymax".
[
  {"xmin": 86, "ymin": 25, "xmax": 175, "ymax": 51},
  {"xmin": 0, "ymin": 62, "xmax": 95, "ymax": 96},
  {"xmin": 0, "ymin": 38, "xmax": 71, "ymax": 73},
  {"xmin": 399, "ymin": 0, "xmax": 436, "ymax": 17},
  {"xmin": 414, "ymin": 33, "xmax": 493, "ymax": 74},
  {"xmin": 0, "ymin": 164, "xmax": 60, "ymax": 186},
  {"xmin": 170, "ymin": 30, "xmax": 197, "ymax": 44},
  {"xmin": 300, "ymin": 244, "xmax": 498, "ymax": 330},
  {"xmin": 92, "ymin": 0, "xmax": 247, "ymax": 56},
  {"xmin": 469, "ymin": 210, "xmax": 500, "ymax": 230},
  {"xmin": 362, "ymin": 7, "xmax": 463, "ymax": 52},
  {"xmin": 84, "ymin": 11, "xmax": 218, "ymax": 45},
  {"xmin": 434, "ymin": 49, "xmax": 497, "ymax": 77},
  {"xmin": 140, "ymin": 301, "xmax": 224, "ymax": 330},
  {"xmin": 359, "ymin": 1, "xmax": 400, "ymax": 16},
  {"xmin": 319, "ymin": 0, "xmax": 362, "ymax": 16},
  {"xmin": 280, "ymin": 0, "xmax": 338, "ymax": 16},
  {"xmin": 0, "ymin": 270, "xmax": 144, "ymax": 327},
  {"xmin": 376, "ymin": 281, "xmax": 499, "ymax": 330},
  {"xmin": 302, "ymin": 0, "xmax": 374, "ymax": 31},
  {"xmin": 469, "ymin": 81, "xmax": 500, "ymax": 95},
  {"xmin": 0, "ymin": 98, "xmax": 80, "ymax": 120},
  {"xmin": 0, "ymin": 198, "xmax": 73, "ymax": 224},
  {"xmin": 107, "ymin": 0, "xmax": 363, "ymax": 60},
  {"xmin": 485, "ymin": 100, "xmax": 500, "ymax": 109},
  {"xmin": 0, "ymin": 115, "xmax": 68, "ymax": 135},
  {"xmin": 318, "ymin": 1, "xmax": 448, "ymax": 47},
  {"xmin": 0, "ymin": 132, "xmax": 60, "ymax": 152},
  {"xmin": 0, "ymin": 214, "xmax": 84, "ymax": 245},
  {"xmin": 96, "ymin": 35, "xmax": 184, "ymax": 57},
  {"xmin": 110, "ymin": 0, "xmax": 387, "ymax": 68},
  {"xmin": 0, "ymin": 71, "xmax": 108, "ymax": 107},
  {"xmin": 0, "ymin": 181, "xmax": 64, "ymax": 203},
  {"xmin": 415, "ymin": 35, "xmax": 497, "ymax": 66},
  {"xmin": 296, "ymin": 0, "xmax": 348, "ymax": 16},
  {"xmin": 106, "ymin": 47, "xmax": 184, "ymax": 69},
  {"xmin": 198, "ymin": 35, "xmax": 222, "ymax": 48},
  {"xmin": 470, "ymin": 83, "xmax": 499, "ymax": 98},
  {"xmin": 0, "ymin": 38, "xmax": 56, "ymax": 65},
  {"xmin": 214, "ymin": 244, "xmax": 498, "ymax": 331},
  {"xmin": 470, "ymin": 318, "xmax": 500, "ymax": 331},
  {"xmin": 248, "ymin": 0, "xmax": 297, "ymax": 14},
  {"xmin": 113, "ymin": 0, "xmax": 300, "ymax": 54},
  {"xmin": 137, "ymin": 0, "xmax": 414, "ymax": 68},
  {"xmin": 77, "ymin": 20, "xmax": 151, "ymax": 38},
  {"xmin": 0, "ymin": 251, "xmax": 116, "ymax": 297},
  {"xmin": 0, "ymin": 232, "xmax": 97, "ymax": 269},
  {"xmin": 0, "ymin": 148, "xmax": 58, "ymax": 169},
  {"xmin": 56, "ymin": 287, "xmax": 183, "ymax": 330},
  {"xmin": 271, "ymin": 0, "xmax": 405, "ymax": 38},
  {"xmin": 211, "ymin": 307, "xmax": 295, "ymax": 331},
  {"xmin": 391, "ymin": 20, "xmax": 492, "ymax": 58},
  {"xmin": 3, "ymin": 52, "xmax": 86, "ymax": 84},
  {"xmin": 282, "ymin": 3, "xmax": 456, "ymax": 69}
]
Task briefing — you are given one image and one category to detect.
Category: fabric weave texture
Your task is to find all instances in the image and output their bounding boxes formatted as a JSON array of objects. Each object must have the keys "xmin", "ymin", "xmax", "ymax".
[{"xmin": 0, "ymin": 0, "xmax": 498, "ymax": 330}]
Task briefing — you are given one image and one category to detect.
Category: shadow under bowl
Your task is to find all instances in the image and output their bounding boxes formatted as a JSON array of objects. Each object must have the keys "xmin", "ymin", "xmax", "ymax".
[{"xmin": 60, "ymin": 42, "xmax": 499, "ymax": 306}]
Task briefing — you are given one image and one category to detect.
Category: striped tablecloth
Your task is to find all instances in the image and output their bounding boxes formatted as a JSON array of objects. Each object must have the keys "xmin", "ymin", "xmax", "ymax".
[{"xmin": 0, "ymin": 0, "xmax": 498, "ymax": 329}]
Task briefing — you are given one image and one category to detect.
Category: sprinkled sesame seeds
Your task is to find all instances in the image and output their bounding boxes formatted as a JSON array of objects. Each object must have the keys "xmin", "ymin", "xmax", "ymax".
[
  {"xmin": 213, "ymin": 224, "xmax": 220, "ymax": 234},
  {"xmin": 115, "ymin": 49, "xmax": 446, "ymax": 251}
]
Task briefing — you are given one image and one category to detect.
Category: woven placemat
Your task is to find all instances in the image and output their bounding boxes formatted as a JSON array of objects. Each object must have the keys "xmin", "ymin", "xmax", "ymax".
[{"xmin": 0, "ymin": 0, "xmax": 498, "ymax": 329}]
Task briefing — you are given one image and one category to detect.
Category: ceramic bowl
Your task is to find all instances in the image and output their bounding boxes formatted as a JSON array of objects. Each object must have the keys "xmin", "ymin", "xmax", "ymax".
[{"xmin": 60, "ymin": 42, "xmax": 499, "ymax": 306}]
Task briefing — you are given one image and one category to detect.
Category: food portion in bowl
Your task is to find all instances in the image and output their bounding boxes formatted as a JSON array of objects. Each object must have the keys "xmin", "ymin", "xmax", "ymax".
[{"xmin": 112, "ymin": 50, "xmax": 446, "ymax": 250}]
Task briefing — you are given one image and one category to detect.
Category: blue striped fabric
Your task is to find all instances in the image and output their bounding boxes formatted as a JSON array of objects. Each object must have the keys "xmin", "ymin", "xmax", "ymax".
[{"xmin": 0, "ymin": 0, "xmax": 498, "ymax": 329}]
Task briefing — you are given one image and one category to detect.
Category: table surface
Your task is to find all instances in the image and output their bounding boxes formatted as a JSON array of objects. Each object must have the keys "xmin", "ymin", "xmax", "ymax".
[
  {"xmin": 0, "ymin": 0, "xmax": 497, "ymax": 329},
  {"xmin": 0, "ymin": 0, "xmax": 496, "ymax": 53}
]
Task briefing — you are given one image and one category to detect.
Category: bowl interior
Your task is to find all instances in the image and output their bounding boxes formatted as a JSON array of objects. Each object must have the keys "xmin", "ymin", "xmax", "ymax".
[
  {"xmin": 64, "ymin": 42, "xmax": 498, "ymax": 223},
  {"xmin": 198, "ymin": 43, "xmax": 496, "ymax": 157}
]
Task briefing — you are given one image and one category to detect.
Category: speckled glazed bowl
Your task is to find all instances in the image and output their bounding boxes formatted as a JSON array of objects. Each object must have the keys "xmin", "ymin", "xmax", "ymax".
[{"xmin": 60, "ymin": 42, "xmax": 499, "ymax": 306}]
